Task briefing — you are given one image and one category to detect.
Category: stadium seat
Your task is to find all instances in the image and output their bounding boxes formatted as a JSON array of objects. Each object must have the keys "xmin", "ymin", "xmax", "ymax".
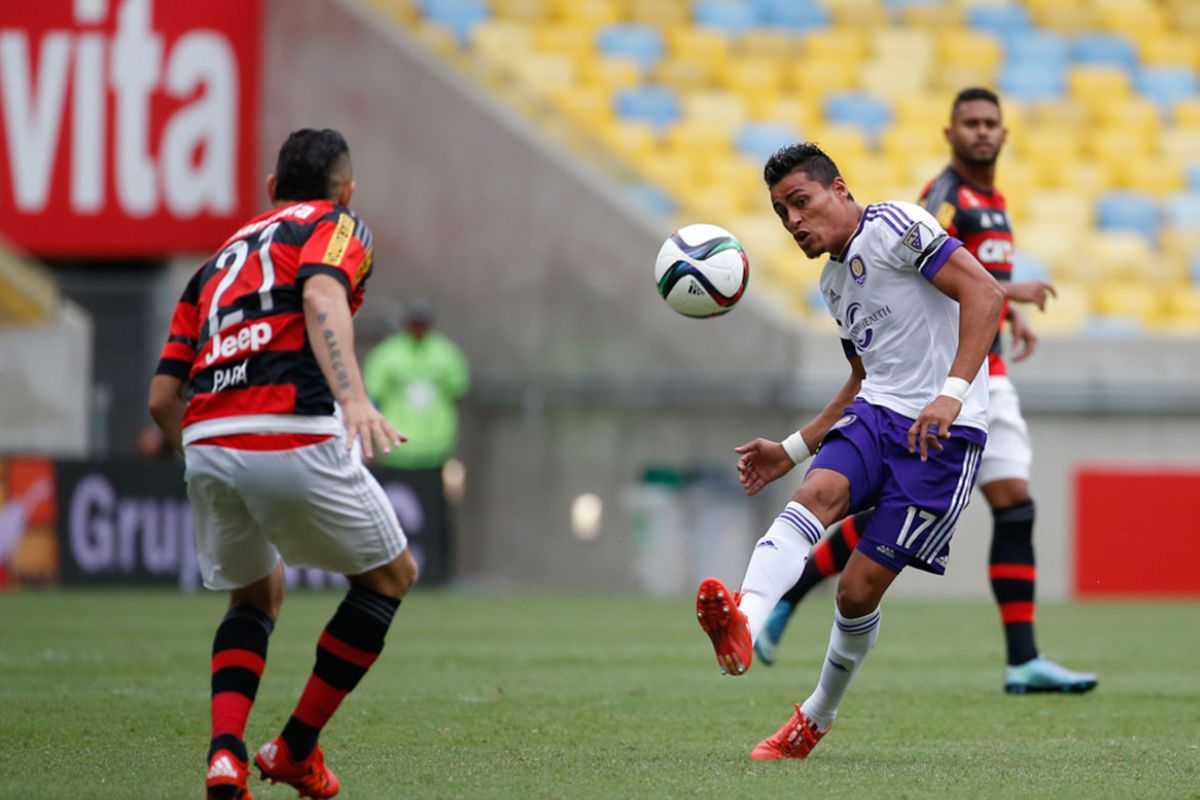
[
  {"xmin": 663, "ymin": 121, "xmax": 734, "ymax": 159},
  {"xmin": 623, "ymin": 182, "xmax": 677, "ymax": 218},
  {"xmin": 1164, "ymin": 193, "xmax": 1200, "ymax": 229},
  {"xmin": 693, "ymin": 0, "xmax": 758, "ymax": 36},
  {"xmin": 422, "ymin": 0, "xmax": 491, "ymax": 44},
  {"xmin": 680, "ymin": 90, "xmax": 748, "ymax": 128},
  {"xmin": 788, "ymin": 59, "xmax": 860, "ymax": 97},
  {"xmin": 1088, "ymin": 231, "xmax": 1157, "ymax": 282},
  {"xmin": 967, "ymin": 4, "xmax": 1032, "ymax": 38},
  {"xmin": 666, "ymin": 26, "xmax": 731, "ymax": 62},
  {"xmin": 939, "ymin": 30, "xmax": 1003, "ymax": 72},
  {"xmin": 550, "ymin": 0, "xmax": 620, "ymax": 26},
  {"xmin": 1118, "ymin": 156, "xmax": 1187, "ymax": 197},
  {"xmin": 1003, "ymin": 29, "xmax": 1069, "ymax": 68},
  {"xmin": 718, "ymin": 57, "xmax": 787, "ymax": 97},
  {"xmin": 615, "ymin": 86, "xmax": 681, "ymax": 129},
  {"xmin": 735, "ymin": 121, "xmax": 803, "ymax": 162},
  {"xmin": 1134, "ymin": 32, "xmax": 1199, "ymax": 69},
  {"xmin": 1095, "ymin": 192, "xmax": 1160, "ymax": 240},
  {"xmin": 755, "ymin": 0, "xmax": 830, "ymax": 31},
  {"xmin": 598, "ymin": 119, "xmax": 658, "ymax": 160},
  {"xmin": 1070, "ymin": 32, "xmax": 1138, "ymax": 72},
  {"xmin": 489, "ymin": 0, "xmax": 549, "ymax": 22},
  {"xmin": 596, "ymin": 24, "xmax": 665, "ymax": 72},
  {"xmin": 1137, "ymin": 66, "xmax": 1200, "ymax": 113},
  {"xmin": 823, "ymin": 91, "xmax": 893, "ymax": 141},
  {"xmin": 802, "ymin": 29, "xmax": 868, "ymax": 62},
  {"xmin": 1090, "ymin": 281, "xmax": 1160, "ymax": 326},
  {"xmin": 999, "ymin": 63, "xmax": 1065, "ymax": 102},
  {"xmin": 1188, "ymin": 163, "xmax": 1200, "ymax": 192},
  {"xmin": 732, "ymin": 29, "xmax": 800, "ymax": 59},
  {"xmin": 654, "ymin": 57, "xmax": 717, "ymax": 93},
  {"xmin": 1031, "ymin": 280, "xmax": 1090, "ymax": 334}
]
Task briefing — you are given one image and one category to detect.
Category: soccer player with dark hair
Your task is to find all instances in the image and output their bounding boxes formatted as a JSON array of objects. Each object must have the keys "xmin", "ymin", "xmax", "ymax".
[
  {"xmin": 754, "ymin": 90, "xmax": 1097, "ymax": 696},
  {"xmin": 696, "ymin": 142, "xmax": 1005, "ymax": 758},
  {"xmin": 149, "ymin": 128, "xmax": 419, "ymax": 799}
]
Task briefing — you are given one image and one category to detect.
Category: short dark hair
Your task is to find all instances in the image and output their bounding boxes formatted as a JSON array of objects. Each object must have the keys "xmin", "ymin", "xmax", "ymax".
[
  {"xmin": 762, "ymin": 142, "xmax": 843, "ymax": 188},
  {"xmin": 273, "ymin": 128, "xmax": 351, "ymax": 201},
  {"xmin": 951, "ymin": 87, "xmax": 1001, "ymax": 119}
]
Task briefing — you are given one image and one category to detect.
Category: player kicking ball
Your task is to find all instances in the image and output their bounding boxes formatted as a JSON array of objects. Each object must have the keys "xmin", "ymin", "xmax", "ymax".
[{"xmin": 696, "ymin": 142, "xmax": 1004, "ymax": 759}]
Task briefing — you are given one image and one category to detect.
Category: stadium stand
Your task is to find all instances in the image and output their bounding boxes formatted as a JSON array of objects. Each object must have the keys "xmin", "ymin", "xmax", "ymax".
[{"xmin": 372, "ymin": 0, "xmax": 1200, "ymax": 332}]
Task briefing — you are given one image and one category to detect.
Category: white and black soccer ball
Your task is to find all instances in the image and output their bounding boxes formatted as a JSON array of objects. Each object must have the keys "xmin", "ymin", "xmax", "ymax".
[{"xmin": 654, "ymin": 223, "xmax": 749, "ymax": 318}]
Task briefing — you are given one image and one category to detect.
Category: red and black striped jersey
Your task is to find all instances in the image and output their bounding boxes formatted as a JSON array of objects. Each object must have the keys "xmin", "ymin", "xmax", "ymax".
[
  {"xmin": 919, "ymin": 167, "xmax": 1014, "ymax": 376},
  {"xmin": 156, "ymin": 200, "xmax": 375, "ymax": 442}
]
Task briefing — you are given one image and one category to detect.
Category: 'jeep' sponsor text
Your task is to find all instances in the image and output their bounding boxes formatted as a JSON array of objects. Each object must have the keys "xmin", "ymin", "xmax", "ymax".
[{"xmin": 205, "ymin": 321, "xmax": 271, "ymax": 365}]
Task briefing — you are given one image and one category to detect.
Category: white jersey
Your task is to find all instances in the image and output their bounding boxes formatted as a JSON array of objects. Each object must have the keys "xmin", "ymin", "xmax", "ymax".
[{"xmin": 819, "ymin": 200, "xmax": 989, "ymax": 433}]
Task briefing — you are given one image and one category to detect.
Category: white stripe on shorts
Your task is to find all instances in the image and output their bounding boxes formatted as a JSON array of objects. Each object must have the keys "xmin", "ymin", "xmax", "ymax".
[{"xmin": 917, "ymin": 443, "xmax": 982, "ymax": 563}]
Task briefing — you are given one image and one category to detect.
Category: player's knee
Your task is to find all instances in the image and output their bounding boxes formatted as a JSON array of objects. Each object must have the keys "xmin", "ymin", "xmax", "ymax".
[
  {"xmin": 792, "ymin": 483, "xmax": 849, "ymax": 526},
  {"xmin": 835, "ymin": 579, "xmax": 879, "ymax": 618}
]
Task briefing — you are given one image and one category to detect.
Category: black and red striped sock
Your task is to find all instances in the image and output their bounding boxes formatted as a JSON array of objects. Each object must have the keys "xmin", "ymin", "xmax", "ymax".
[
  {"xmin": 280, "ymin": 585, "xmax": 400, "ymax": 760},
  {"xmin": 781, "ymin": 509, "xmax": 872, "ymax": 605},
  {"xmin": 209, "ymin": 605, "xmax": 274, "ymax": 763},
  {"xmin": 988, "ymin": 501, "xmax": 1039, "ymax": 665}
]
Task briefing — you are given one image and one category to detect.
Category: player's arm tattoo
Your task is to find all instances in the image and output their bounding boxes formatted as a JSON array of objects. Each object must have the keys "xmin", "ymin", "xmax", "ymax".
[{"xmin": 316, "ymin": 311, "xmax": 352, "ymax": 393}]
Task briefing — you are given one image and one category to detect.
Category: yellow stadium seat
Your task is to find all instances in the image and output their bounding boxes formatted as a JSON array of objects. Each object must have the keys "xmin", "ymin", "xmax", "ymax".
[
  {"xmin": 881, "ymin": 126, "xmax": 946, "ymax": 164},
  {"xmin": 1173, "ymin": 99, "xmax": 1200, "ymax": 128},
  {"xmin": 678, "ymin": 183, "xmax": 754, "ymax": 221},
  {"xmin": 1094, "ymin": 98, "xmax": 1161, "ymax": 139},
  {"xmin": 1086, "ymin": 127, "xmax": 1155, "ymax": 162},
  {"xmin": 490, "ymin": 0, "xmax": 550, "ymax": 22},
  {"xmin": 1090, "ymin": 281, "xmax": 1160, "ymax": 326},
  {"xmin": 1031, "ymin": 5, "xmax": 1099, "ymax": 34},
  {"xmin": 549, "ymin": 86, "xmax": 612, "ymax": 129},
  {"xmin": 871, "ymin": 29, "xmax": 935, "ymax": 64},
  {"xmin": 1095, "ymin": 5, "xmax": 1167, "ymax": 37},
  {"xmin": 531, "ymin": 23, "xmax": 596, "ymax": 60},
  {"xmin": 703, "ymin": 158, "xmax": 766, "ymax": 201},
  {"xmin": 1014, "ymin": 124, "xmax": 1082, "ymax": 164},
  {"xmin": 1030, "ymin": 280, "xmax": 1090, "ymax": 334},
  {"xmin": 1024, "ymin": 190, "xmax": 1093, "ymax": 232},
  {"xmin": 938, "ymin": 30, "xmax": 1003, "ymax": 71},
  {"xmin": 903, "ymin": 3, "xmax": 964, "ymax": 29},
  {"xmin": 511, "ymin": 52, "xmax": 576, "ymax": 96},
  {"xmin": 1133, "ymin": 32, "xmax": 1198, "ymax": 68},
  {"xmin": 733, "ymin": 30, "xmax": 800, "ymax": 60},
  {"xmin": 1160, "ymin": 128, "xmax": 1200, "ymax": 164},
  {"xmin": 629, "ymin": 2, "xmax": 689, "ymax": 27},
  {"xmin": 654, "ymin": 57, "xmax": 717, "ymax": 93},
  {"xmin": 578, "ymin": 57, "xmax": 640, "ymax": 92},
  {"xmin": 549, "ymin": 0, "xmax": 620, "ymax": 26},
  {"xmin": 1160, "ymin": 287, "xmax": 1200, "ymax": 330},
  {"xmin": 929, "ymin": 65, "xmax": 998, "ymax": 95},
  {"xmin": 1087, "ymin": 232, "xmax": 1156, "ymax": 283},
  {"xmin": 1067, "ymin": 66, "xmax": 1132, "ymax": 110},
  {"xmin": 787, "ymin": 59, "xmax": 860, "ymax": 97},
  {"xmin": 667, "ymin": 28, "xmax": 731, "ymax": 63},
  {"xmin": 1041, "ymin": 158, "xmax": 1119, "ymax": 194},
  {"xmin": 680, "ymin": 91, "xmax": 748, "ymax": 130},
  {"xmin": 1116, "ymin": 156, "xmax": 1187, "ymax": 196},
  {"xmin": 635, "ymin": 151, "xmax": 705, "ymax": 193},
  {"xmin": 802, "ymin": 30, "xmax": 868, "ymax": 63},
  {"xmin": 751, "ymin": 97, "xmax": 821, "ymax": 131},
  {"xmin": 827, "ymin": 0, "xmax": 888, "ymax": 30},
  {"xmin": 718, "ymin": 58, "xmax": 787, "ymax": 97},
  {"xmin": 893, "ymin": 95, "xmax": 956, "ymax": 128},
  {"xmin": 662, "ymin": 122, "xmax": 733, "ymax": 159},
  {"xmin": 805, "ymin": 126, "xmax": 870, "ymax": 165},
  {"xmin": 598, "ymin": 119, "xmax": 658, "ymax": 161},
  {"xmin": 861, "ymin": 60, "xmax": 931, "ymax": 96},
  {"xmin": 1017, "ymin": 223, "xmax": 1085, "ymax": 281}
]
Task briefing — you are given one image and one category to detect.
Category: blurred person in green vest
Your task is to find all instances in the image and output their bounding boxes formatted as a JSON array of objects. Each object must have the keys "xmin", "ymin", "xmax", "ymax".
[{"xmin": 364, "ymin": 299, "xmax": 469, "ymax": 469}]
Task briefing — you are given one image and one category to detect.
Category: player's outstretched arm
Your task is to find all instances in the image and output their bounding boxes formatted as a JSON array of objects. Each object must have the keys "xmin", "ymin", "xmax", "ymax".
[
  {"xmin": 909, "ymin": 248, "xmax": 1005, "ymax": 460},
  {"xmin": 148, "ymin": 374, "xmax": 187, "ymax": 456},
  {"xmin": 1005, "ymin": 279, "xmax": 1056, "ymax": 311},
  {"xmin": 303, "ymin": 274, "xmax": 407, "ymax": 460},
  {"xmin": 1007, "ymin": 304, "xmax": 1038, "ymax": 363},
  {"xmin": 735, "ymin": 358, "xmax": 865, "ymax": 496}
]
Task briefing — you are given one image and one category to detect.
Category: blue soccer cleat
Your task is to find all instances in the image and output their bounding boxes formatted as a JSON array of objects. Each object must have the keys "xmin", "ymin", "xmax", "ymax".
[
  {"xmin": 753, "ymin": 600, "xmax": 796, "ymax": 667},
  {"xmin": 1004, "ymin": 656, "xmax": 1098, "ymax": 694}
]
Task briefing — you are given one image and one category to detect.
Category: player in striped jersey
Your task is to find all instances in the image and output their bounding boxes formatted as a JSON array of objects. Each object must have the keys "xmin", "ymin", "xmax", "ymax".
[
  {"xmin": 695, "ymin": 142, "xmax": 1004, "ymax": 759},
  {"xmin": 755, "ymin": 89, "xmax": 1097, "ymax": 696},
  {"xmin": 149, "ymin": 129, "xmax": 418, "ymax": 800}
]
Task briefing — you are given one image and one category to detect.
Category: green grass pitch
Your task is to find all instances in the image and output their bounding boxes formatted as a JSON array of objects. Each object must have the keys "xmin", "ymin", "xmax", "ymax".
[{"xmin": 1, "ymin": 590, "xmax": 1198, "ymax": 799}]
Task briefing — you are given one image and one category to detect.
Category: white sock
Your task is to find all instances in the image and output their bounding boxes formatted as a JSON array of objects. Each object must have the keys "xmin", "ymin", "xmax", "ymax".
[
  {"xmin": 738, "ymin": 502, "xmax": 822, "ymax": 642},
  {"xmin": 800, "ymin": 606, "xmax": 882, "ymax": 731}
]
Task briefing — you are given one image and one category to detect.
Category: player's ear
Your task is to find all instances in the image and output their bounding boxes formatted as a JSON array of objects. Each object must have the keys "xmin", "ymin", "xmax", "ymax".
[
  {"xmin": 266, "ymin": 174, "xmax": 277, "ymax": 203},
  {"xmin": 832, "ymin": 176, "xmax": 849, "ymax": 199}
]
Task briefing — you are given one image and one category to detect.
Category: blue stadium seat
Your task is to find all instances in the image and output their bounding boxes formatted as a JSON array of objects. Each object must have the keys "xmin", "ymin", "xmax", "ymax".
[
  {"xmin": 1071, "ymin": 33, "xmax": 1138, "ymax": 72},
  {"xmin": 597, "ymin": 24, "xmax": 665, "ymax": 71},
  {"xmin": 1163, "ymin": 193, "xmax": 1200, "ymax": 228},
  {"xmin": 1138, "ymin": 67, "xmax": 1199, "ymax": 113},
  {"xmin": 1191, "ymin": 255, "xmax": 1200, "ymax": 286},
  {"xmin": 624, "ymin": 182, "xmax": 677, "ymax": 218},
  {"xmin": 823, "ymin": 92, "xmax": 892, "ymax": 140},
  {"xmin": 1188, "ymin": 163, "xmax": 1200, "ymax": 192},
  {"xmin": 1012, "ymin": 253, "xmax": 1052, "ymax": 284},
  {"xmin": 998, "ymin": 63, "xmax": 1065, "ymax": 102},
  {"xmin": 1003, "ymin": 31, "xmax": 1068, "ymax": 70},
  {"xmin": 693, "ymin": 0, "xmax": 758, "ymax": 36},
  {"xmin": 420, "ymin": 0, "xmax": 490, "ymax": 44},
  {"xmin": 1095, "ymin": 191, "xmax": 1160, "ymax": 239},
  {"xmin": 615, "ymin": 86, "xmax": 681, "ymax": 129},
  {"xmin": 966, "ymin": 4, "xmax": 1031, "ymax": 37},
  {"xmin": 753, "ymin": 0, "xmax": 830, "ymax": 31},
  {"xmin": 736, "ymin": 121, "xmax": 803, "ymax": 161}
]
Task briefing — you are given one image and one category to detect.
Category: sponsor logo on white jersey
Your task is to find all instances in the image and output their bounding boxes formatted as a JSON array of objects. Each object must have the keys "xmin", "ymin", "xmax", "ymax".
[{"xmin": 205, "ymin": 321, "xmax": 272, "ymax": 365}]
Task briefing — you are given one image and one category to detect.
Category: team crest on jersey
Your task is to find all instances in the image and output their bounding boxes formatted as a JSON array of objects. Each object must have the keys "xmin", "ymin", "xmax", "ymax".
[
  {"xmin": 849, "ymin": 255, "xmax": 867, "ymax": 286},
  {"xmin": 832, "ymin": 413, "xmax": 857, "ymax": 430},
  {"xmin": 901, "ymin": 223, "xmax": 926, "ymax": 253}
]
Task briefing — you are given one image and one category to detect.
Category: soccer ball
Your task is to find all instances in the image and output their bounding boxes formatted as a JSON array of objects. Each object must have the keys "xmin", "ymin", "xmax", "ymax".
[{"xmin": 654, "ymin": 223, "xmax": 749, "ymax": 318}]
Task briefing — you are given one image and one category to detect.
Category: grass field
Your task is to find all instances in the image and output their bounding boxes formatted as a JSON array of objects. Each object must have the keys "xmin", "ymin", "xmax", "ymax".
[{"xmin": 1, "ymin": 590, "xmax": 1198, "ymax": 799}]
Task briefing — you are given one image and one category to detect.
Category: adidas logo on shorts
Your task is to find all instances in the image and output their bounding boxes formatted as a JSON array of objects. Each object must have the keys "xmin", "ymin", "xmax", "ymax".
[{"xmin": 876, "ymin": 545, "xmax": 896, "ymax": 559}]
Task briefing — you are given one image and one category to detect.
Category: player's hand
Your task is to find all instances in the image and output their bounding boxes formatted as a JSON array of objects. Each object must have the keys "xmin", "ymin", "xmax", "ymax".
[
  {"xmin": 341, "ymin": 397, "xmax": 406, "ymax": 460},
  {"xmin": 907, "ymin": 396, "xmax": 961, "ymax": 462},
  {"xmin": 734, "ymin": 438, "xmax": 794, "ymax": 497},
  {"xmin": 1008, "ymin": 306, "xmax": 1039, "ymax": 363},
  {"xmin": 1007, "ymin": 280, "xmax": 1057, "ymax": 311}
]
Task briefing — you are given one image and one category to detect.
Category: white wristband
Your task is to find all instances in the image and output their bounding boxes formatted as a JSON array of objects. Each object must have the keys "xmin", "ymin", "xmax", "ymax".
[
  {"xmin": 781, "ymin": 431, "xmax": 812, "ymax": 465},
  {"xmin": 939, "ymin": 377, "xmax": 970, "ymax": 403}
]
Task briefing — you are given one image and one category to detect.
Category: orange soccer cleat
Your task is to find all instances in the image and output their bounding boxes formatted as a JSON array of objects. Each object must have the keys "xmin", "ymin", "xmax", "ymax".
[
  {"xmin": 206, "ymin": 749, "xmax": 254, "ymax": 800},
  {"xmin": 255, "ymin": 737, "xmax": 341, "ymax": 799},
  {"xmin": 750, "ymin": 704, "xmax": 829, "ymax": 760},
  {"xmin": 695, "ymin": 577, "xmax": 753, "ymax": 676}
]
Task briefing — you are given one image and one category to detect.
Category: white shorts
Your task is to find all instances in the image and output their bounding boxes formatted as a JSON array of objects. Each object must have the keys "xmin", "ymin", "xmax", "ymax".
[
  {"xmin": 977, "ymin": 375, "xmax": 1033, "ymax": 486},
  {"xmin": 184, "ymin": 435, "xmax": 408, "ymax": 591}
]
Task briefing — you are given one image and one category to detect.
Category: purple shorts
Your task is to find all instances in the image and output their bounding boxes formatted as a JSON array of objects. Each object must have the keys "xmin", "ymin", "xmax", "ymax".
[{"xmin": 808, "ymin": 399, "xmax": 987, "ymax": 575}]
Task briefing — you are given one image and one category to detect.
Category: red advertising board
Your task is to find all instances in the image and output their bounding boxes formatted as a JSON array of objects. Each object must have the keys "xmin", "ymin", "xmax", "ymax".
[
  {"xmin": 0, "ymin": 0, "xmax": 260, "ymax": 257},
  {"xmin": 1074, "ymin": 466, "xmax": 1200, "ymax": 597}
]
